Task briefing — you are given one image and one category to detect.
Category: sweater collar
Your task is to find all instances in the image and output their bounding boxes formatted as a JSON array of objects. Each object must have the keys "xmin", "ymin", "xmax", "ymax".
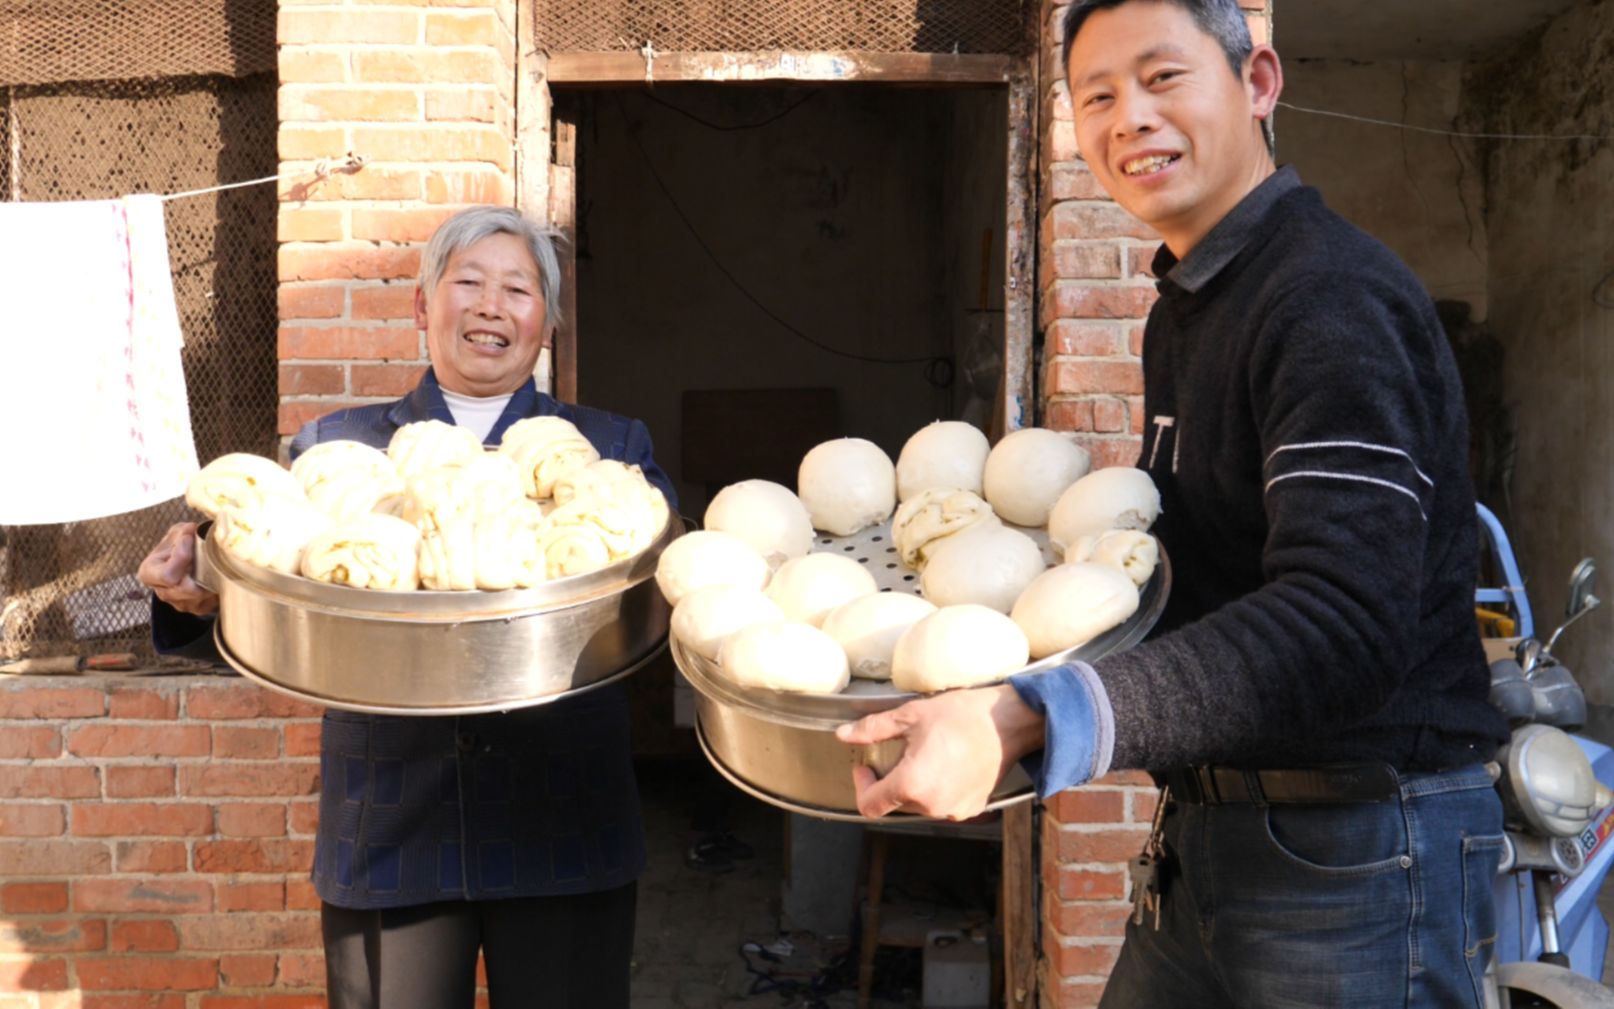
[
  {"xmin": 385, "ymin": 367, "xmax": 556, "ymax": 446},
  {"xmin": 1152, "ymin": 165, "xmax": 1301, "ymax": 295}
]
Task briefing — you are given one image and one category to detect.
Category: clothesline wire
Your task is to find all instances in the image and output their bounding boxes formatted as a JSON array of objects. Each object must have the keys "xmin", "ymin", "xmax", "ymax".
[
  {"xmin": 157, "ymin": 153, "xmax": 366, "ymax": 202},
  {"xmin": 1276, "ymin": 101, "xmax": 1611, "ymax": 142},
  {"xmin": 142, "ymin": 100, "xmax": 1605, "ymax": 204}
]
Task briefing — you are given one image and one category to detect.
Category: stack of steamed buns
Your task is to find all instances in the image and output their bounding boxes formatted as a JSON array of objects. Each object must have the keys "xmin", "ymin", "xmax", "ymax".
[
  {"xmin": 660, "ymin": 421, "xmax": 1162, "ymax": 696},
  {"xmin": 187, "ymin": 417, "xmax": 669, "ymax": 592}
]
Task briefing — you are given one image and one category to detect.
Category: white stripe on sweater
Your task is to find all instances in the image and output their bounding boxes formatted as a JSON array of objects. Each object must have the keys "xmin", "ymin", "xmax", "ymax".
[
  {"xmin": 1265, "ymin": 440, "xmax": 1434, "ymax": 487},
  {"xmin": 1264, "ymin": 470, "xmax": 1429, "ymax": 522}
]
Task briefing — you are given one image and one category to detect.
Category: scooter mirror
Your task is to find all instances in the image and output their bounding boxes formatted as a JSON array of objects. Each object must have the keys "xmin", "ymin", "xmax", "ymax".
[
  {"xmin": 1565, "ymin": 558, "xmax": 1598, "ymax": 618},
  {"xmin": 1542, "ymin": 559, "xmax": 1600, "ymax": 656}
]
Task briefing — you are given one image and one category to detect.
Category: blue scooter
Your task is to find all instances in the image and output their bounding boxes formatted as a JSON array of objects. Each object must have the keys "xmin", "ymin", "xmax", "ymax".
[{"xmin": 1477, "ymin": 504, "xmax": 1614, "ymax": 1007}]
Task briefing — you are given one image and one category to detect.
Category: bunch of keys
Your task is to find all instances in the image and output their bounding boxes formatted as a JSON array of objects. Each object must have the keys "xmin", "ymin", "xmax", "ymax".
[{"xmin": 1127, "ymin": 786, "xmax": 1170, "ymax": 930}]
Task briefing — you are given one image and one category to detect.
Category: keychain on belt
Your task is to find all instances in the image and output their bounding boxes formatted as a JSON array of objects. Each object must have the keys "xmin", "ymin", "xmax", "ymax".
[{"xmin": 1128, "ymin": 786, "xmax": 1171, "ymax": 930}]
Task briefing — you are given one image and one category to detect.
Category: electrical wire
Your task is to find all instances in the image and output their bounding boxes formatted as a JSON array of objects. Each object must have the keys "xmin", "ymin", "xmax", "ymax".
[
  {"xmin": 639, "ymin": 88, "xmax": 820, "ymax": 131},
  {"xmin": 614, "ymin": 94, "xmax": 949, "ymax": 370},
  {"xmin": 1277, "ymin": 100, "xmax": 1613, "ymax": 142},
  {"xmin": 1283, "ymin": 95, "xmax": 1614, "ymax": 310},
  {"xmin": 1590, "ymin": 268, "xmax": 1614, "ymax": 309}
]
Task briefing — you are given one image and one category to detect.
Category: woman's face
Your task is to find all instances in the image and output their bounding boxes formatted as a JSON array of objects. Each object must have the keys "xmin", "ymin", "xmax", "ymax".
[{"xmin": 417, "ymin": 231, "xmax": 549, "ymax": 397}]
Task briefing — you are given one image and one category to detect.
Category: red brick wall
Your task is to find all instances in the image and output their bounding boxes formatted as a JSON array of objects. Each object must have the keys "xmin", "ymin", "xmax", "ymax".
[
  {"xmin": 0, "ymin": 678, "xmax": 326, "ymax": 1009},
  {"xmin": 275, "ymin": 0, "xmax": 520, "ymax": 445},
  {"xmin": 1035, "ymin": 2, "xmax": 1272, "ymax": 1006}
]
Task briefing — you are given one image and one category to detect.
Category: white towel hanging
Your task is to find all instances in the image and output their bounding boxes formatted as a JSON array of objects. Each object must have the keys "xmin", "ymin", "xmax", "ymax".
[{"xmin": 0, "ymin": 194, "xmax": 199, "ymax": 524}]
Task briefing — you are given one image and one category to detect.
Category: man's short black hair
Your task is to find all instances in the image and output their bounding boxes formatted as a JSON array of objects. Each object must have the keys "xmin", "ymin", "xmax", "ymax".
[{"xmin": 1061, "ymin": 0, "xmax": 1254, "ymax": 79}]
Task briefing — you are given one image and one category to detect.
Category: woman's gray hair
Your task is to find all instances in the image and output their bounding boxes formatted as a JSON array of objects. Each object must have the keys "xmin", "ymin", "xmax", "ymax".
[{"xmin": 418, "ymin": 205, "xmax": 564, "ymax": 331}]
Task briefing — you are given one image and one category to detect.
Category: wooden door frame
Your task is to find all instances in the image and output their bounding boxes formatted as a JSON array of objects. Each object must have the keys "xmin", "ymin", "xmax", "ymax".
[{"xmin": 516, "ymin": 36, "xmax": 1041, "ymax": 1008}]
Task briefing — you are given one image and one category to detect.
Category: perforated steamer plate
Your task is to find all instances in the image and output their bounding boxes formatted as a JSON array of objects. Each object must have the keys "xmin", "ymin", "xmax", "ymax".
[{"xmin": 810, "ymin": 521, "xmax": 1064, "ymax": 600}]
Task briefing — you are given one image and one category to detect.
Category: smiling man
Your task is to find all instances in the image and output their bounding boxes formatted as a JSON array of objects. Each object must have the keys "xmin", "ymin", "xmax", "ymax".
[{"xmin": 837, "ymin": 2, "xmax": 1510, "ymax": 1005}]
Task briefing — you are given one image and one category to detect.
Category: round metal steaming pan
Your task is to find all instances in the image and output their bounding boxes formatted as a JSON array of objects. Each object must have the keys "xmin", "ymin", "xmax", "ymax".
[
  {"xmin": 195, "ymin": 516, "xmax": 677, "ymax": 715},
  {"xmin": 672, "ymin": 531, "xmax": 1171, "ymax": 822},
  {"xmin": 692, "ymin": 717, "xmax": 1035, "ymax": 824}
]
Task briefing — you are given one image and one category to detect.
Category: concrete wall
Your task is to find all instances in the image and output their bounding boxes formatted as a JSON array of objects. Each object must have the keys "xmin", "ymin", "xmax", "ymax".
[
  {"xmin": 1279, "ymin": 59, "xmax": 1488, "ymax": 314},
  {"xmin": 572, "ymin": 86, "xmax": 981, "ymax": 509},
  {"xmin": 1464, "ymin": 0, "xmax": 1614, "ymax": 701}
]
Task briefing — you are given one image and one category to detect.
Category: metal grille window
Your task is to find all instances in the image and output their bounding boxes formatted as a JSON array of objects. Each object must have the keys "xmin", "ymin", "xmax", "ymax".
[
  {"xmin": 0, "ymin": 2, "xmax": 277, "ymax": 661},
  {"xmin": 531, "ymin": 0, "xmax": 1030, "ymax": 55}
]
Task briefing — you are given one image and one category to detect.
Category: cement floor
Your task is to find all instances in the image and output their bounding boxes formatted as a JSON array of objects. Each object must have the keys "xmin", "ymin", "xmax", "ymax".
[
  {"xmin": 629, "ymin": 756, "xmax": 913, "ymax": 1008},
  {"xmin": 632, "ymin": 753, "xmax": 1614, "ymax": 1005}
]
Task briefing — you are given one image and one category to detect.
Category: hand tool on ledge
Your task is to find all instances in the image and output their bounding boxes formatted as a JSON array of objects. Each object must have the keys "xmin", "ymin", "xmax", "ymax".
[{"xmin": 0, "ymin": 652, "xmax": 139, "ymax": 675}]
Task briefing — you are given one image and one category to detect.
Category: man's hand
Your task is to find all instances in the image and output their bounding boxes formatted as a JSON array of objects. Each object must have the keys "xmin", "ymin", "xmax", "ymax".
[
  {"xmin": 835, "ymin": 684, "xmax": 1045, "ymax": 820},
  {"xmin": 137, "ymin": 522, "xmax": 218, "ymax": 616}
]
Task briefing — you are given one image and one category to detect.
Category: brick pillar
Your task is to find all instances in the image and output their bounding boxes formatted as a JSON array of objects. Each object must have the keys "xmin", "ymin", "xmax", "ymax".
[
  {"xmin": 275, "ymin": 0, "xmax": 521, "ymax": 445},
  {"xmin": 1035, "ymin": 2, "xmax": 1272, "ymax": 1006}
]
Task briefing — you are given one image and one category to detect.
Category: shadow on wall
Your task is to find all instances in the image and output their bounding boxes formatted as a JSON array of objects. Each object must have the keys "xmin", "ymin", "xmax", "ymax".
[{"xmin": 1436, "ymin": 299, "xmax": 1513, "ymax": 520}]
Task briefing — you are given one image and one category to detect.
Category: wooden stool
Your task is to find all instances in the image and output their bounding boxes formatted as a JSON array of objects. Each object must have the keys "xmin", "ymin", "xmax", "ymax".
[{"xmin": 854, "ymin": 815, "xmax": 1017, "ymax": 1009}]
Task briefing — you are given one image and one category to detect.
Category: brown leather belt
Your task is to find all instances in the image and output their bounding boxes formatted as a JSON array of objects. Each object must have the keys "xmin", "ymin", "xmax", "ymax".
[{"xmin": 1164, "ymin": 763, "xmax": 1400, "ymax": 805}]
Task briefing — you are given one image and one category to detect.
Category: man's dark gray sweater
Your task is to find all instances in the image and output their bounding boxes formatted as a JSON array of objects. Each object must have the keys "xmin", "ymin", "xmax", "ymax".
[{"xmin": 1091, "ymin": 167, "xmax": 1509, "ymax": 775}]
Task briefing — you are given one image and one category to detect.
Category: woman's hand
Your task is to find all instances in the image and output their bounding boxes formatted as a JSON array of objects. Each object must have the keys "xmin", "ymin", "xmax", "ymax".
[{"xmin": 137, "ymin": 522, "xmax": 219, "ymax": 616}]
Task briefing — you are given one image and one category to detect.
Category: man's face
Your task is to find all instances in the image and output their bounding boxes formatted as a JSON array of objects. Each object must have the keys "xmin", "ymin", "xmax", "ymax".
[
  {"xmin": 1067, "ymin": 1, "xmax": 1269, "ymax": 253},
  {"xmin": 417, "ymin": 231, "xmax": 548, "ymax": 398}
]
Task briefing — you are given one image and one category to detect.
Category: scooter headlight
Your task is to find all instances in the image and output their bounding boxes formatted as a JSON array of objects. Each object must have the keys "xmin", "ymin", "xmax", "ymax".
[{"xmin": 1499, "ymin": 724, "xmax": 1614, "ymax": 837}]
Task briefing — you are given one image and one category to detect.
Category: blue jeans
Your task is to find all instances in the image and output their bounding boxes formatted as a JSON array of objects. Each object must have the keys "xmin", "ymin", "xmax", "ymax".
[{"xmin": 1100, "ymin": 763, "xmax": 1505, "ymax": 1009}]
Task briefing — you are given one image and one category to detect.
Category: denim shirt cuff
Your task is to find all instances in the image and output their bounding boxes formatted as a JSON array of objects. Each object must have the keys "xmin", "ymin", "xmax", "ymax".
[{"xmin": 1007, "ymin": 661, "xmax": 1115, "ymax": 798}]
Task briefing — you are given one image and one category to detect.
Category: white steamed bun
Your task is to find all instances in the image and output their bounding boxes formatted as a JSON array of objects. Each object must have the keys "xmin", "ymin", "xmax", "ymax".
[
  {"xmin": 821, "ymin": 591, "xmax": 938, "ymax": 681},
  {"xmin": 891, "ymin": 605, "xmax": 1031, "ymax": 693},
  {"xmin": 719, "ymin": 621, "xmax": 850, "ymax": 694},
  {"xmin": 499, "ymin": 416, "xmax": 601, "ymax": 499},
  {"xmin": 654, "ymin": 530, "xmax": 771, "ymax": 606},
  {"xmin": 1065, "ymin": 529, "xmax": 1159, "ymax": 587},
  {"xmin": 672, "ymin": 585, "xmax": 787, "ymax": 662},
  {"xmin": 387, "ymin": 420, "xmax": 484, "ymax": 482},
  {"xmin": 797, "ymin": 438, "xmax": 897, "ymax": 536},
  {"xmin": 704, "ymin": 480, "xmax": 815, "ymax": 569},
  {"xmin": 891, "ymin": 488, "xmax": 999, "ymax": 571},
  {"xmin": 186, "ymin": 453, "xmax": 301, "ymax": 519},
  {"xmin": 919, "ymin": 523, "xmax": 1046, "ymax": 614},
  {"xmin": 982, "ymin": 427, "xmax": 1092, "ymax": 527},
  {"xmin": 1010, "ymin": 562, "xmax": 1140, "ymax": 659},
  {"xmin": 1048, "ymin": 467, "xmax": 1162, "ymax": 554},
  {"xmin": 895, "ymin": 420, "xmax": 991, "ymax": 501},
  {"xmin": 765, "ymin": 553, "xmax": 879, "ymax": 627}
]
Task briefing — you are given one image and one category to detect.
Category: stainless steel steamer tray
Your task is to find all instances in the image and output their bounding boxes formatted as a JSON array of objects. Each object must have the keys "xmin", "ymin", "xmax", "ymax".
[
  {"xmin": 673, "ymin": 524, "xmax": 1172, "ymax": 822},
  {"xmin": 195, "ymin": 517, "xmax": 678, "ymax": 716}
]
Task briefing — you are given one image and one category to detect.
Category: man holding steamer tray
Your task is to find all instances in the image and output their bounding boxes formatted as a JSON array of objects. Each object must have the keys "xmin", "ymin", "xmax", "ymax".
[{"xmin": 838, "ymin": 2, "xmax": 1510, "ymax": 1006}]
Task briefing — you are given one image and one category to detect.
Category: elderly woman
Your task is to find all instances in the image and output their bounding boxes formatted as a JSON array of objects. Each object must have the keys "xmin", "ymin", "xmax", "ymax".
[{"xmin": 139, "ymin": 206, "xmax": 673, "ymax": 1009}]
